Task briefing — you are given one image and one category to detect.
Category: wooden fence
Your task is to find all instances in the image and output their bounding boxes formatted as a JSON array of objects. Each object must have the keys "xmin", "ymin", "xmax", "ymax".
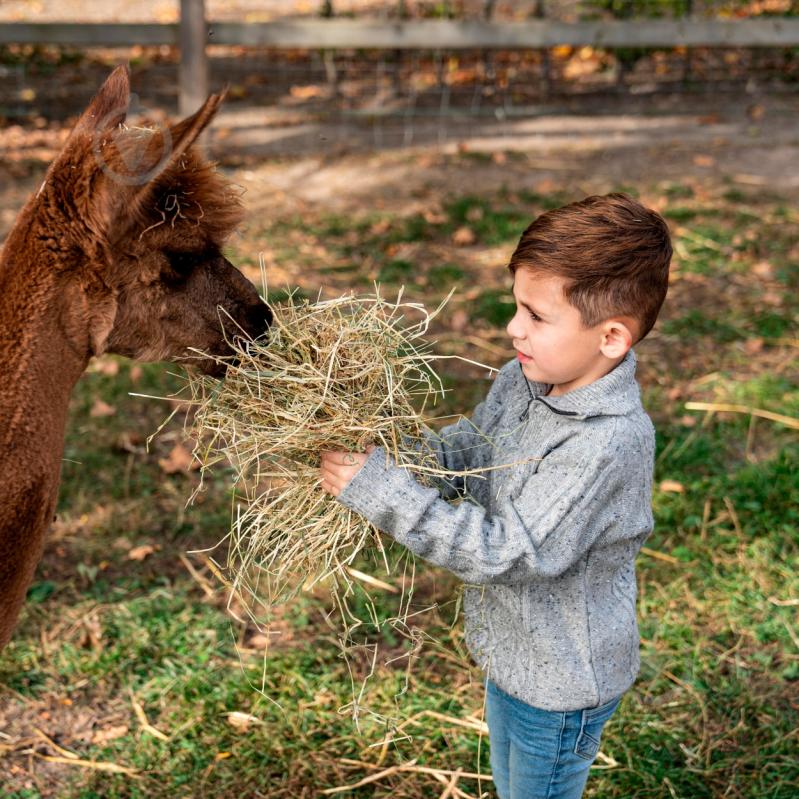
[{"xmin": 3, "ymin": 5, "xmax": 799, "ymax": 114}]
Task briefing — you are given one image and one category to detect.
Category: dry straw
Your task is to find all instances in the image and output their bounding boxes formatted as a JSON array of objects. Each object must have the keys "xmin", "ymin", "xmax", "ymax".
[{"xmin": 184, "ymin": 288, "xmax": 452, "ymax": 617}]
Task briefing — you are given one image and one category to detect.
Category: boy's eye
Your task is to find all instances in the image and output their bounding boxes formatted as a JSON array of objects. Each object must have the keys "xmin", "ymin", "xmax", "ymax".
[{"xmin": 528, "ymin": 311, "xmax": 541, "ymax": 322}]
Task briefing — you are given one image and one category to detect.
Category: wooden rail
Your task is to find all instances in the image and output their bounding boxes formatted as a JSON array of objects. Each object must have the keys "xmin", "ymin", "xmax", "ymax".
[{"xmin": 2, "ymin": 19, "xmax": 799, "ymax": 49}]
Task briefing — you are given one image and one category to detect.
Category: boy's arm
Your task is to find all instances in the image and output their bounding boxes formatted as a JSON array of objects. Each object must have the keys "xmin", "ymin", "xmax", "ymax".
[
  {"xmin": 418, "ymin": 360, "xmax": 518, "ymax": 497},
  {"xmin": 333, "ymin": 426, "xmax": 652, "ymax": 585}
]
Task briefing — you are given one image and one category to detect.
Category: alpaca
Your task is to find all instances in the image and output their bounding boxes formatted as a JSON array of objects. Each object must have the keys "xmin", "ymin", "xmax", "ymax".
[{"xmin": 0, "ymin": 66, "xmax": 272, "ymax": 649}]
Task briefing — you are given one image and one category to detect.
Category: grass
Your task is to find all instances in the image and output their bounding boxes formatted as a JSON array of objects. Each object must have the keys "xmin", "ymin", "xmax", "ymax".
[{"xmin": 1, "ymin": 178, "xmax": 798, "ymax": 798}]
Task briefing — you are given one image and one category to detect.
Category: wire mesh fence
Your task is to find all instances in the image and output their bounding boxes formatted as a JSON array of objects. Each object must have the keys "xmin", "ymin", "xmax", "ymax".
[{"xmin": 2, "ymin": 0, "xmax": 799, "ymax": 157}]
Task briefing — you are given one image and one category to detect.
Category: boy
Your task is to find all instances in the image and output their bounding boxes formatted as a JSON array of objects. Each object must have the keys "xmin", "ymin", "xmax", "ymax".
[{"xmin": 320, "ymin": 193, "xmax": 672, "ymax": 799}]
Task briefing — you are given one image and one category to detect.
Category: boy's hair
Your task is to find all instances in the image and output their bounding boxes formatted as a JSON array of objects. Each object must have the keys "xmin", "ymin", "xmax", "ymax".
[{"xmin": 508, "ymin": 193, "xmax": 672, "ymax": 343}]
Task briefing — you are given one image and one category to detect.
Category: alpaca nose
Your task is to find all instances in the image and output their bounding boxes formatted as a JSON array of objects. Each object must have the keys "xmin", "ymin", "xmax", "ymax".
[{"xmin": 249, "ymin": 300, "xmax": 272, "ymax": 337}]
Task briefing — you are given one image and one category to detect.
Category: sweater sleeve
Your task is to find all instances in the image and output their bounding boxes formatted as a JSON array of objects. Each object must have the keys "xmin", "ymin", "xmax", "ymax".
[
  {"xmin": 419, "ymin": 361, "xmax": 518, "ymax": 498},
  {"xmin": 337, "ymin": 428, "xmax": 627, "ymax": 585}
]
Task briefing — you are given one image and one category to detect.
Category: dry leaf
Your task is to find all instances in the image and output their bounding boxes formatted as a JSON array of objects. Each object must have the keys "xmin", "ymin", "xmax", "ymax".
[
  {"xmin": 92, "ymin": 725, "xmax": 129, "ymax": 745},
  {"xmin": 450, "ymin": 309, "xmax": 469, "ymax": 332},
  {"xmin": 225, "ymin": 711, "xmax": 262, "ymax": 732},
  {"xmin": 659, "ymin": 480, "xmax": 685, "ymax": 493},
  {"xmin": 290, "ymin": 84, "xmax": 326, "ymax": 100},
  {"xmin": 423, "ymin": 208, "xmax": 446, "ymax": 225},
  {"xmin": 79, "ymin": 612, "xmax": 103, "ymax": 651},
  {"xmin": 752, "ymin": 260, "xmax": 774, "ymax": 279},
  {"xmin": 452, "ymin": 226, "xmax": 476, "ymax": 246},
  {"xmin": 158, "ymin": 444, "xmax": 198, "ymax": 474},
  {"xmin": 90, "ymin": 399, "xmax": 116, "ymax": 418},
  {"xmin": 693, "ymin": 154, "xmax": 715, "ymax": 168},
  {"xmin": 92, "ymin": 358, "xmax": 119, "ymax": 376},
  {"xmin": 744, "ymin": 337, "xmax": 764, "ymax": 355},
  {"xmin": 127, "ymin": 544, "xmax": 156, "ymax": 562},
  {"xmin": 115, "ymin": 432, "xmax": 145, "ymax": 454}
]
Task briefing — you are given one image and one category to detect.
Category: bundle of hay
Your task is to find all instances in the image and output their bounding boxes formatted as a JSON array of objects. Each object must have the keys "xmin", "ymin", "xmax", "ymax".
[{"xmin": 185, "ymin": 289, "xmax": 448, "ymax": 611}]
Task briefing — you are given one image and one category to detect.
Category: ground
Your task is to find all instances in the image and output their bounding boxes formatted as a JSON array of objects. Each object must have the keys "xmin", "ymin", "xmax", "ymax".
[{"xmin": 0, "ymin": 45, "xmax": 797, "ymax": 799}]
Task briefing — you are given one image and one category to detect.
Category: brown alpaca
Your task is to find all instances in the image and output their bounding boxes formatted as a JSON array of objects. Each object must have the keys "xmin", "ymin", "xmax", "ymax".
[{"xmin": 0, "ymin": 66, "xmax": 272, "ymax": 650}]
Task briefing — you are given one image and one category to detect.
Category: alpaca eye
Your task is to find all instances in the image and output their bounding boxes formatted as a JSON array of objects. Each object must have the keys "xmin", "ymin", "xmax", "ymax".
[{"xmin": 165, "ymin": 250, "xmax": 196, "ymax": 277}]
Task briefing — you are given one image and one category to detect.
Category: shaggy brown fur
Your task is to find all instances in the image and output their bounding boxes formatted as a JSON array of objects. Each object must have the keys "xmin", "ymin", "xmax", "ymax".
[{"xmin": 0, "ymin": 66, "xmax": 272, "ymax": 650}]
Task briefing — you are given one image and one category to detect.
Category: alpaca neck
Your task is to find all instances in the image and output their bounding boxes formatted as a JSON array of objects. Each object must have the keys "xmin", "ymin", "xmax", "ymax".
[
  {"xmin": 0, "ymin": 241, "xmax": 91, "ymax": 648},
  {"xmin": 0, "ymin": 240, "xmax": 90, "ymax": 461}
]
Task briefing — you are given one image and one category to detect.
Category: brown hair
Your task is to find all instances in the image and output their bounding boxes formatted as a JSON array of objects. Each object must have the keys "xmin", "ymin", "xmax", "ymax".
[{"xmin": 508, "ymin": 193, "xmax": 672, "ymax": 343}]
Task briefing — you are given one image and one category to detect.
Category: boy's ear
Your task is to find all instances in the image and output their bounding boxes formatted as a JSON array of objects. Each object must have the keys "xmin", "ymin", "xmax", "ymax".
[{"xmin": 599, "ymin": 318, "xmax": 634, "ymax": 359}]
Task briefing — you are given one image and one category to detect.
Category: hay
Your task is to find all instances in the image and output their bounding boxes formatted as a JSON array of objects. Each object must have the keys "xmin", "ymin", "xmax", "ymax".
[{"xmin": 184, "ymin": 289, "xmax": 449, "ymax": 613}]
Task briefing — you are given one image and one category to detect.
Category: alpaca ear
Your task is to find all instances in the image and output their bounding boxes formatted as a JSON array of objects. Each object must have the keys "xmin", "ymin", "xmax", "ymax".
[
  {"xmin": 101, "ymin": 90, "xmax": 228, "ymax": 243},
  {"xmin": 68, "ymin": 65, "xmax": 130, "ymax": 140}
]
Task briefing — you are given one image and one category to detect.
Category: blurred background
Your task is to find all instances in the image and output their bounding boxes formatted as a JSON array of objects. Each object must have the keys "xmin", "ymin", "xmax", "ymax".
[{"xmin": 0, "ymin": 2, "xmax": 797, "ymax": 798}]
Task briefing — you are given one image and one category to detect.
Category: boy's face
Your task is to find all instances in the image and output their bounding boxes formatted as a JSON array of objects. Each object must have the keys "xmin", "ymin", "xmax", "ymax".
[{"xmin": 506, "ymin": 268, "xmax": 633, "ymax": 396}]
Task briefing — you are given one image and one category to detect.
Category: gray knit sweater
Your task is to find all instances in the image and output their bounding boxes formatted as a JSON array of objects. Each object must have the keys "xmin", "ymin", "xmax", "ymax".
[{"xmin": 338, "ymin": 348, "xmax": 656, "ymax": 711}]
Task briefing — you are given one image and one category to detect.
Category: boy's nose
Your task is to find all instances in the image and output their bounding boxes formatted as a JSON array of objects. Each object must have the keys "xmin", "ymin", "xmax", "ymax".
[{"xmin": 506, "ymin": 311, "xmax": 524, "ymax": 341}]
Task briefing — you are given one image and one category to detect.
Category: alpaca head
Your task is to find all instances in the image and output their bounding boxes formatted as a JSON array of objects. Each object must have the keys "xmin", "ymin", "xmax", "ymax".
[{"xmin": 31, "ymin": 65, "xmax": 271, "ymax": 375}]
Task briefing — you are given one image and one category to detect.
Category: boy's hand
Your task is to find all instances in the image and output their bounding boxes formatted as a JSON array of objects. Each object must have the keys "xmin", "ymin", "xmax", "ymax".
[{"xmin": 320, "ymin": 446, "xmax": 375, "ymax": 497}]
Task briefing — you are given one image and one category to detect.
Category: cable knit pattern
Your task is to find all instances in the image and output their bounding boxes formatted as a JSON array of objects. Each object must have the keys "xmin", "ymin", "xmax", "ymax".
[{"xmin": 338, "ymin": 349, "xmax": 655, "ymax": 711}]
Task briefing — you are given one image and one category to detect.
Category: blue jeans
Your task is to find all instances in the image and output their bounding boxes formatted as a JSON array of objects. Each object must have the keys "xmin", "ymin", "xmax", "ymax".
[{"xmin": 485, "ymin": 680, "xmax": 621, "ymax": 799}]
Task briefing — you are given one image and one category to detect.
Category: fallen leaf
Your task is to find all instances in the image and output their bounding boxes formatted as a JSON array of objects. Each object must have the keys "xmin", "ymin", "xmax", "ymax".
[
  {"xmin": 158, "ymin": 443, "xmax": 198, "ymax": 474},
  {"xmin": 290, "ymin": 84, "xmax": 326, "ymax": 100},
  {"xmin": 115, "ymin": 432, "xmax": 144, "ymax": 454},
  {"xmin": 90, "ymin": 399, "xmax": 116, "ymax": 418},
  {"xmin": 743, "ymin": 337, "xmax": 764, "ymax": 355},
  {"xmin": 452, "ymin": 226, "xmax": 476, "ymax": 246},
  {"xmin": 92, "ymin": 725, "xmax": 129, "ymax": 745},
  {"xmin": 370, "ymin": 218, "xmax": 391, "ymax": 235},
  {"xmin": 659, "ymin": 480, "xmax": 685, "ymax": 493},
  {"xmin": 225, "ymin": 711, "xmax": 262, "ymax": 732},
  {"xmin": 127, "ymin": 544, "xmax": 156, "ymax": 562},
  {"xmin": 92, "ymin": 358, "xmax": 119, "ymax": 376},
  {"xmin": 79, "ymin": 612, "xmax": 103, "ymax": 651},
  {"xmin": 693, "ymin": 154, "xmax": 715, "ymax": 168},
  {"xmin": 450, "ymin": 309, "xmax": 469, "ymax": 332},
  {"xmin": 752, "ymin": 260, "xmax": 774, "ymax": 279},
  {"xmin": 423, "ymin": 208, "xmax": 446, "ymax": 225}
]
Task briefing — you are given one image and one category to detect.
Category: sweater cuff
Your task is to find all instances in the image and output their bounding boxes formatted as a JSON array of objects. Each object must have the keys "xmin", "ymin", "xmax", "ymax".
[{"xmin": 337, "ymin": 446, "xmax": 417, "ymax": 525}]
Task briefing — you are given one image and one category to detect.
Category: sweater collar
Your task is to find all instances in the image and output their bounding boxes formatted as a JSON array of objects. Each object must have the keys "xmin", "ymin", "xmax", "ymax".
[{"xmin": 523, "ymin": 348, "xmax": 641, "ymax": 420}]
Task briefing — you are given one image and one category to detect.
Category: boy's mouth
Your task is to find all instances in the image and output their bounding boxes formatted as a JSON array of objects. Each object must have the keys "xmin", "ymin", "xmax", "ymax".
[{"xmin": 516, "ymin": 351, "xmax": 533, "ymax": 364}]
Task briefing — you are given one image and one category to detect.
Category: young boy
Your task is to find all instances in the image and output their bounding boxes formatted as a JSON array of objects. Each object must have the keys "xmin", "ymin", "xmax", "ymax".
[{"xmin": 320, "ymin": 193, "xmax": 672, "ymax": 799}]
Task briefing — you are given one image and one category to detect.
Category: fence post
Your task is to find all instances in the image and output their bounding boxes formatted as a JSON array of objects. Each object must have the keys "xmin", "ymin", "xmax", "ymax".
[{"xmin": 179, "ymin": 0, "xmax": 208, "ymax": 116}]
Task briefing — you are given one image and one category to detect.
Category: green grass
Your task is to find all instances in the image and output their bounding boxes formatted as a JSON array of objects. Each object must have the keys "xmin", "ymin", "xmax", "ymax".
[{"xmin": 1, "ymin": 180, "xmax": 798, "ymax": 797}]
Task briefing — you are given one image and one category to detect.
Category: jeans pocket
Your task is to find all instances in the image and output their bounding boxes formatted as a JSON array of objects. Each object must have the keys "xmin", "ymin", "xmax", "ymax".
[
  {"xmin": 573, "ymin": 697, "xmax": 620, "ymax": 761},
  {"xmin": 574, "ymin": 728, "xmax": 601, "ymax": 760}
]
